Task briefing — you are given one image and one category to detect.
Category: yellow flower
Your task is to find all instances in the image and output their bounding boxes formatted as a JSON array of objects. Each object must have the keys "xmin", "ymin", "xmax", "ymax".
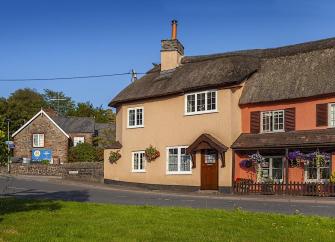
[{"xmin": 0, "ymin": 130, "xmax": 5, "ymax": 139}]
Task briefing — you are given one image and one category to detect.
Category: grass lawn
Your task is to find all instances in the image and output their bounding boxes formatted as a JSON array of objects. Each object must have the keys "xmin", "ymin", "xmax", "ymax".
[{"xmin": 0, "ymin": 198, "xmax": 335, "ymax": 242}]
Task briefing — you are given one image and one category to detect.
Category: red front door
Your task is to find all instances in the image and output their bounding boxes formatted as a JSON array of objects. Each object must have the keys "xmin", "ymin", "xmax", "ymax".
[{"xmin": 201, "ymin": 150, "xmax": 218, "ymax": 190}]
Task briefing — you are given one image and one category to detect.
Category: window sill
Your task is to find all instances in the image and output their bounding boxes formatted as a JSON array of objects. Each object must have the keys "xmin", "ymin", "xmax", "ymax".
[
  {"xmin": 127, "ymin": 125, "xmax": 144, "ymax": 129},
  {"xmin": 260, "ymin": 130, "xmax": 285, "ymax": 134},
  {"xmin": 132, "ymin": 170, "xmax": 146, "ymax": 173},
  {"xmin": 184, "ymin": 110, "xmax": 218, "ymax": 116},
  {"xmin": 166, "ymin": 172, "xmax": 192, "ymax": 175}
]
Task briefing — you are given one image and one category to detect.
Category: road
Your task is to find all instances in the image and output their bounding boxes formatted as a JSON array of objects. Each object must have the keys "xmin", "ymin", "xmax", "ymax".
[{"xmin": 1, "ymin": 175, "xmax": 335, "ymax": 216}]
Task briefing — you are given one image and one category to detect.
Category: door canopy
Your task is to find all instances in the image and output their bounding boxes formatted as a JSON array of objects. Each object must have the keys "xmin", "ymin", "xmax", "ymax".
[{"xmin": 186, "ymin": 133, "xmax": 228, "ymax": 168}]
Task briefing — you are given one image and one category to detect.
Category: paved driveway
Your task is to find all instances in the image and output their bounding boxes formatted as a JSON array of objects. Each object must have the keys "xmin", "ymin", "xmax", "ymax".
[{"xmin": 1, "ymin": 175, "xmax": 335, "ymax": 217}]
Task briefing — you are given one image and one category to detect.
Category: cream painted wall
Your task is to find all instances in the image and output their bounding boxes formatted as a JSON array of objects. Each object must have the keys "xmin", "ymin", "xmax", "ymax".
[{"xmin": 104, "ymin": 86, "xmax": 243, "ymax": 187}]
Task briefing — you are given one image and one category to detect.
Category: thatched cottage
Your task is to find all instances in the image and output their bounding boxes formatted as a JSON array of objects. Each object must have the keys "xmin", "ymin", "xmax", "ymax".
[{"xmin": 104, "ymin": 20, "xmax": 335, "ymax": 193}]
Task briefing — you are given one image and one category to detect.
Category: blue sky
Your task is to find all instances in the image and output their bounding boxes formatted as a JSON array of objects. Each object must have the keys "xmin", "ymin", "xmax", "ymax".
[{"xmin": 1, "ymin": 0, "xmax": 335, "ymax": 107}]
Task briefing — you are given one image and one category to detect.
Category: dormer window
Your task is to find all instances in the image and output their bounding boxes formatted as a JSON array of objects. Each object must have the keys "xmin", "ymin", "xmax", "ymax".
[
  {"xmin": 185, "ymin": 90, "xmax": 217, "ymax": 115},
  {"xmin": 261, "ymin": 110, "xmax": 284, "ymax": 133},
  {"xmin": 127, "ymin": 107, "xmax": 144, "ymax": 128}
]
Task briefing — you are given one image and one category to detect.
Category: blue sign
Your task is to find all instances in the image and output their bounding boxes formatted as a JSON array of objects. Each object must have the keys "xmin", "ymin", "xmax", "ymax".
[{"xmin": 32, "ymin": 149, "xmax": 52, "ymax": 161}]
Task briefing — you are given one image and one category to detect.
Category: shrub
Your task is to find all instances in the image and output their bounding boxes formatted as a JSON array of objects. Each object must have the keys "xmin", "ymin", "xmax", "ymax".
[
  {"xmin": 68, "ymin": 143, "xmax": 103, "ymax": 162},
  {"xmin": 41, "ymin": 160, "xmax": 50, "ymax": 165}
]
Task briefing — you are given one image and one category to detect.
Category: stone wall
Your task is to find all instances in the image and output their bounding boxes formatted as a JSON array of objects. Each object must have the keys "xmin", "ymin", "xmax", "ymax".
[
  {"xmin": 13, "ymin": 114, "xmax": 69, "ymax": 163},
  {"xmin": 62, "ymin": 162, "xmax": 103, "ymax": 183},
  {"xmin": 0, "ymin": 162, "xmax": 103, "ymax": 183}
]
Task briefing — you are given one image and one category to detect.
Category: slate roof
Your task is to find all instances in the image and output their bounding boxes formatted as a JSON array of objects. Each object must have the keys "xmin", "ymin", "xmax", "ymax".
[
  {"xmin": 53, "ymin": 116, "xmax": 95, "ymax": 133},
  {"xmin": 231, "ymin": 129, "xmax": 335, "ymax": 150},
  {"xmin": 109, "ymin": 37, "xmax": 335, "ymax": 107}
]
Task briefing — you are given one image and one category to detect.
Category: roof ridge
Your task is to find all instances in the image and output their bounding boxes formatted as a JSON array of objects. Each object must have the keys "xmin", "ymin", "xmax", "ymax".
[{"xmin": 182, "ymin": 36, "xmax": 335, "ymax": 64}]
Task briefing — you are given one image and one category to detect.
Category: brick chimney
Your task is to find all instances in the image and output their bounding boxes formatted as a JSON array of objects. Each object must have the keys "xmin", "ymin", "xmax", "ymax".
[{"xmin": 160, "ymin": 20, "xmax": 184, "ymax": 71}]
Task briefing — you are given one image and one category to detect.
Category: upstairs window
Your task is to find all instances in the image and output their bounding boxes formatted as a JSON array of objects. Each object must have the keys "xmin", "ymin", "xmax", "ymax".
[
  {"xmin": 128, "ymin": 107, "xmax": 144, "ymax": 128},
  {"xmin": 185, "ymin": 90, "xmax": 217, "ymax": 115},
  {"xmin": 33, "ymin": 134, "xmax": 44, "ymax": 148},
  {"xmin": 329, "ymin": 103, "xmax": 335, "ymax": 127},
  {"xmin": 261, "ymin": 110, "xmax": 284, "ymax": 133},
  {"xmin": 73, "ymin": 137, "xmax": 85, "ymax": 147}
]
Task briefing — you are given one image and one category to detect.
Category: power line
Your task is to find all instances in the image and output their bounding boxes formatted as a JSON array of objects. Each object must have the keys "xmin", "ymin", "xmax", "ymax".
[{"xmin": 0, "ymin": 71, "xmax": 148, "ymax": 82}]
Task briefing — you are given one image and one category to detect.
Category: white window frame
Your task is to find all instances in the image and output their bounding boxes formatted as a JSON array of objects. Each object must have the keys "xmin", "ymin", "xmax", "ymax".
[
  {"xmin": 259, "ymin": 156, "xmax": 284, "ymax": 182},
  {"xmin": 184, "ymin": 90, "xmax": 218, "ymax": 115},
  {"xmin": 73, "ymin": 136, "xmax": 85, "ymax": 147},
  {"xmin": 166, "ymin": 146, "xmax": 192, "ymax": 175},
  {"xmin": 304, "ymin": 163, "xmax": 330, "ymax": 183},
  {"xmin": 127, "ymin": 107, "xmax": 144, "ymax": 129},
  {"xmin": 33, "ymin": 134, "xmax": 44, "ymax": 148},
  {"xmin": 260, "ymin": 110, "xmax": 285, "ymax": 133},
  {"xmin": 328, "ymin": 103, "xmax": 335, "ymax": 127},
  {"xmin": 131, "ymin": 151, "xmax": 146, "ymax": 173}
]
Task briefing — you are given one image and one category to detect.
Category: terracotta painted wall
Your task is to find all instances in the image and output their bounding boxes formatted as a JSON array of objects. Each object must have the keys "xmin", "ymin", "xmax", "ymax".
[
  {"xmin": 105, "ymin": 87, "xmax": 243, "ymax": 187},
  {"xmin": 234, "ymin": 147, "xmax": 335, "ymax": 182},
  {"xmin": 241, "ymin": 96, "xmax": 335, "ymax": 133}
]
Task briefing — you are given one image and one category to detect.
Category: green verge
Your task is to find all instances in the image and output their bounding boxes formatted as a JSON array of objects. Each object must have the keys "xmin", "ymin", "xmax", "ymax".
[{"xmin": 0, "ymin": 198, "xmax": 334, "ymax": 242}]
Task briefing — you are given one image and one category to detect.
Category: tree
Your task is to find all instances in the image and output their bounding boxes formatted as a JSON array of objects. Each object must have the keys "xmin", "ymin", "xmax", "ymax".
[
  {"xmin": 43, "ymin": 89, "xmax": 75, "ymax": 116},
  {"xmin": 6, "ymin": 88, "xmax": 47, "ymax": 132},
  {"xmin": 67, "ymin": 102, "xmax": 115, "ymax": 123},
  {"xmin": 0, "ymin": 129, "xmax": 8, "ymax": 166}
]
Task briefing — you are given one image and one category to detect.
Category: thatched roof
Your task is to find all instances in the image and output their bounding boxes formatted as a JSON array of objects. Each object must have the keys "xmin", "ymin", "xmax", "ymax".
[
  {"xmin": 232, "ymin": 129, "xmax": 335, "ymax": 150},
  {"xmin": 110, "ymin": 55, "xmax": 259, "ymax": 107},
  {"xmin": 110, "ymin": 37, "xmax": 335, "ymax": 107}
]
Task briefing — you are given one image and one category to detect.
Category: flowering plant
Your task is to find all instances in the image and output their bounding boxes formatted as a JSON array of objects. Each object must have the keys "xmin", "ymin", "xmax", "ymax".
[
  {"xmin": 287, "ymin": 150, "xmax": 330, "ymax": 167},
  {"xmin": 248, "ymin": 153, "xmax": 265, "ymax": 164},
  {"xmin": 109, "ymin": 150, "xmax": 121, "ymax": 164},
  {"xmin": 239, "ymin": 159, "xmax": 253, "ymax": 169},
  {"xmin": 145, "ymin": 145, "xmax": 160, "ymax": 162}
]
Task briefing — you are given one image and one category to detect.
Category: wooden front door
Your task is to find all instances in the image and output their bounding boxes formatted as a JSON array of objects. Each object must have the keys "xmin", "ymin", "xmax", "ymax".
[{"xmin": 201, "ymin": 149, "xmax": 218, "ymax": 190}]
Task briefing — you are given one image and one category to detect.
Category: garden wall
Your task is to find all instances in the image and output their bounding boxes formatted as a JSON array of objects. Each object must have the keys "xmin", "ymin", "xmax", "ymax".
[{"xmin": 0, "ymin": 162, "xmax": 103, "ymax": 183}]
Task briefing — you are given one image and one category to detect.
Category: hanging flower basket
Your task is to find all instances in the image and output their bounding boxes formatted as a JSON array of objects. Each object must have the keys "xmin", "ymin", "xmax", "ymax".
[
  {"xmin": 287, "ymin": 150, "xmax": 330, "ymax": 168},
  {"xmin": 239, "ymin": 159, "xmax": 253, "ymax": 169},
  {"xmin": 145, "ymin": 145, "xmax": 160, "ymax": 162},
  {"xmin": 109, "ymin": 150, "xmax": 121, "ymax": 164}
]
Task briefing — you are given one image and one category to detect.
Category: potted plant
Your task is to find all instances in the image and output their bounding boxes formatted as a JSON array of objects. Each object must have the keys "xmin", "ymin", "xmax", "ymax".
[
  {"xmin": 145, "ymin": 145, "xmax": 160, "ymax": 161},
  {"xmin": 109, "ymin": 150, "xmax": 121, "ymax": 164}
]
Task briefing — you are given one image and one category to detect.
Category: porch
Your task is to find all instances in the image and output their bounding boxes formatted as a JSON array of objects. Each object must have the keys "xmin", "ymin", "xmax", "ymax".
[{"xmin": 231, "ymin": 129, "xmax": 335, "ymax": 196}]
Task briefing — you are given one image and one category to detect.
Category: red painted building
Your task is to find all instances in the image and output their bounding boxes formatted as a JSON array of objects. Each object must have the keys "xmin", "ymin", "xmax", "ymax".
[{"xmin": 232, "ymin": 38, "xmax": 335, "ymax": 185}]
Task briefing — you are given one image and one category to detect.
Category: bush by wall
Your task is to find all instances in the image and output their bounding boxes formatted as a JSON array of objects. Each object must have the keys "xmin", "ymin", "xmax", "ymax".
[{"xmin": 68, "ymin": 143, "xmax": 103, "ymax": 162}]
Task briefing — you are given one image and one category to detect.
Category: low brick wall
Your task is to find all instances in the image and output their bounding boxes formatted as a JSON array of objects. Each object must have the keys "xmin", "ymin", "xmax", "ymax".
[{"xmin": 0, "ymin": 162, "xmax": 103, "ymax": 183}]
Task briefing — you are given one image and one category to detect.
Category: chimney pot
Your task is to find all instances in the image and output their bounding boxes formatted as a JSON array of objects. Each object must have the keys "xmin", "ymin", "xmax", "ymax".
[{"xmin": 171, "ymin": 20, "xmax": 177, "ymax": 40}]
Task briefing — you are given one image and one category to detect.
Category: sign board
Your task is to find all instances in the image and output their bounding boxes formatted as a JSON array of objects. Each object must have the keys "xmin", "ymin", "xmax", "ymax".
[
  {"xmin": 68, "ymin": 171, "xmax": 79, "ymax": 175},
  {"xmin": 5, "ymin": 141, "xmax": 14, "ymax": 145},
  {"xmin": 32, "ymin": 149, "xmax": 52, "ymax": 161}
]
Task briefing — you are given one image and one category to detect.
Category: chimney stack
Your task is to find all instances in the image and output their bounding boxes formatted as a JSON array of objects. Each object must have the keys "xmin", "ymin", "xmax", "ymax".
[{"xmin": 160, "ymin": 20, "xmax": 184, "ymax": 71}]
